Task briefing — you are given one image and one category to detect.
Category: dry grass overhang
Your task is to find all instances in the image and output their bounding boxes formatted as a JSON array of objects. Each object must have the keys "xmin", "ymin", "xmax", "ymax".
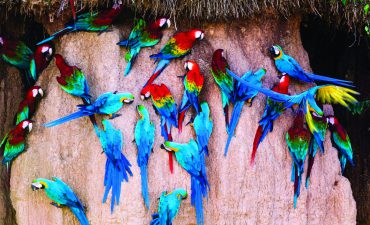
[{"xmin": 0, "ymin": 0, "xmax": 369, "ymax": 31}]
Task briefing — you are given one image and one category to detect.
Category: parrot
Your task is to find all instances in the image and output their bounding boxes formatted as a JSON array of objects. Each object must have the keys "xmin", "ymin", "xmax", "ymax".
[
  {"xmin": 97, "ymin": 119, "xmax": 133, "ymax": 212},
  {"xmin": 347, "ymin": 100, "xmax": 370, "ymax": 115},
  {"xmin": 178, "ymin": 60, "xmax": 204, "ymax": 133},
  {"xmin": 305, "ymin": 112, "xmax": 328, "ymax": 188},
  {"xmin": 162, "ymin": 139, "xmax": 209, "ymax": 225},
  {"xmin": 150, "ymin": 188, "xmax": 188, "ymax": 225},
  {"xmin": 269, "ymin": 45, "xmax": 353, "ymax": 87},
  {"xmin": 224, "ymin": 68, "xmax": 266, "ymax": 156},
  {"xmin": 148, "ymin": 83, "xmax": 178, "ymax": 173},
  {"xmin": 37, "ymin": 3, "xmax": 123, "ymax": 45},
  {"xmin": 210, "ymin": 49, "xmax": 234, "ymax": 132},
  {"xmin": 15, "ymin": 86, "xmax": 43, "ymax": 125},
  {"xmin": 43, "ymin": 92, "xmax": 134, "ymax": 127},
  {"xmin": 31, "ymin": 177, "xmax": 89, "ymax": 225},
  {"xmin": 326, "ymin": 115, "xmax": 354, "ymax": 174},
  {"xmin": 285, "ymin": 111, "xmax": 310, "ymax": 208},
  {"xmin": 29, "ymin": 43, "xmax": 55, "ymax": 83},
  {"xmin": 134, "ymin": 105, "xmax": 155, "ymax": 209},
  {"xmin": 117, "ymin": 18, "xmax": 171, "ymax": 76},
  {"xmin": 192, "ymin": 102, "xmax": 213, "ymax": 156},
  {"xmin": 140, "ymin": 29, "xmax": 205, "ymax": 99},
  {"xmin": 0, "ymin": 120, "xmax": 32, "ymax": 169},
  {"xmin": 227, "ymin": 69, "xmax": 359, "ymax": 163}
]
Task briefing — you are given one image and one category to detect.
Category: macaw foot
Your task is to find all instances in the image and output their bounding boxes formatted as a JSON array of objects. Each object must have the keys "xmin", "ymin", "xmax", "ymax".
[
  {"xmin": 109, "ymin": 113, "xmax": 121, "ymax": 119},
  {"xmin": 50, "ymin": 202, "xmax": 62, "ymax": 208}
]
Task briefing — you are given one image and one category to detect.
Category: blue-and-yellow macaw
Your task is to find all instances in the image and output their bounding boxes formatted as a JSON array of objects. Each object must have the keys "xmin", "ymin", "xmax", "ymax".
[
  {"xmin": 150, "ymin": 189, "xmax": 188, "ymax": 225},
  {"xmin": 97, "ymin": 119, "xmax": 133, "ymax": 213},
  {"xmin": 269, "ymin": 45, "xmax": 353, "ymax": 87},
  {"xmin": 224, "ymin": 68, "xmax": 265, "ymax": 156},
  {"xmin": 134, "ymin": 105, "xmax": 155, "ymax": 209},
  {"xmin": 43, "ymin": 92, "xmax": 134, "ymax": 127},
  {"xmin": 162, "ymin": 139, "xmax": 209, "ymax": 225},
  {"xmin": 32, "ymin": 177, "xmax": 89, "ymax": 225},
  {"xmin": 192, "ymin": 102, "xmax": 213, "ymax": 156}
]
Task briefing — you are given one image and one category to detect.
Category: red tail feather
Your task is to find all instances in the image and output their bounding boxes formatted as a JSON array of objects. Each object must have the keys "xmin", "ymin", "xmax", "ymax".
[
  {"xmin": 250, "ymin": 125, "xmax": 263, "ymax": 166},
  {"xmin": 70, "ymin": 0, "xmax": 76, "ymax": 20},
  {"xmin": 224, "ymin": 105, "xmax": 229, "ymax": 129},
  {"xmin": 168, "ymin": 152, "xmax": 174, "ymax": 174},
  {"xmin": 178, "ymin": 111, "xmax": 186, "ymax": 133}
]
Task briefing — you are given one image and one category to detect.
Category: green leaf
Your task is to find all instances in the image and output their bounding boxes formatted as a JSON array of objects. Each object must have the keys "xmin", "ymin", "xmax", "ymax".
[{"xmin": 364, "ymin": 4, "xmax": 369, "ymax": 15}]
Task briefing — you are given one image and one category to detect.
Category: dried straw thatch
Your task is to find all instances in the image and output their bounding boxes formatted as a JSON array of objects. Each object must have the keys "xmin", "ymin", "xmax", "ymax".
[{"xmin": 0, "ymin": 0, "xmax": 369, "ymax": 30}]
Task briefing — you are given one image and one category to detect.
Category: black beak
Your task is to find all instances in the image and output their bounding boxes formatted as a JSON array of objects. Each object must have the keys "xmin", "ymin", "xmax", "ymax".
[{"xmin": 160, "ymin": 144, "xmax": 166, "ymax": 149}]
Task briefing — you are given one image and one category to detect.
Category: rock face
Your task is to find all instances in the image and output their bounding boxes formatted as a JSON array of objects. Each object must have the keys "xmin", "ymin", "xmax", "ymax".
[{"xmin": 7, "ymin": 15, "xmax": 356, "ymax": 225}]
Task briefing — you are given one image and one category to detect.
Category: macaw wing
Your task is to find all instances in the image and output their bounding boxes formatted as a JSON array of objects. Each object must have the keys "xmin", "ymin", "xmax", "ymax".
[
  {"xmin": 51, "ymin": 177, "xmax": 84, "ymax": 209},
  {"xmin": 315, "ymin": 85, "xmax": 359, "ymax": 108},
  {"xmin": 0, "ymin": 132, "xmax": 9, "ymax": 148},
  {"xmin": 16, "ymin": 105, "xmax": 29, "ymax": 124},
  {"xmin": 332, "ymin": 132, "xmax": 353, "ymax": 154},
  {"xmin": 128, "ymin": 18, "xmax": 146, "ymax": 41},
  {"xmin": 286, "ymin": 55, "xmax": 306, "ymax": 74}
]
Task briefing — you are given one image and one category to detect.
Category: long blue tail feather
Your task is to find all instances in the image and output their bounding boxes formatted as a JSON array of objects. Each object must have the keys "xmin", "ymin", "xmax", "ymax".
[
  {"xmin": 43, "ymin": 110, "xmax": 93, "ymax": 127},
  {"xmin": 191, "ymin": 176, "xmax": 208, "ymax": 225},
  {"xmin": 70, "ymin": 206, "xmax": 89, "ymax": 225},
  {"xmin": 307, "ymin": 73, "xmax": 354, "ymax": 87},
  {"xmin": 224, "ymin": 101, "xmax": 244, "ymax": 156},
  {"xmin": 37, "ymin": 26, "xmax": 74, "ymax": 45},
  {"xmin": 140, "ymin": 164, "xmax": 150, "ymax": 209}
]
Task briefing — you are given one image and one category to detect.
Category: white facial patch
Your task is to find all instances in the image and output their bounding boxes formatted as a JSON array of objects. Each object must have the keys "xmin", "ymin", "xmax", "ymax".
[
  {"xmin": 329, "ymin": 117, "xmax": 335, "ymax": 125},
  {"xmin": 186, "ymin": 61, "xmax": 194, "ymax": 70},
  {"xmin": 184, "ymin": 62, "xmax": 188, "ymax": 70},
  {"xmin": 145, "ymin": 92, "xmax": 151, "ymax": 98},
  {"xmin": 32, "ymin": 89, "xmax": 38, "ymax": 97},
  {"xmin": 159, "ymin": 18, "xmax": 167, "ymax": 27},
  {"xmin": 22, "ymin": 121, "xmax": 29, "ymax": 129},
  {"xmin": 32, "ymin": 182, "xmax": 43, "ymax": 189},
  {"xmin": 195, "ymin": 31, "xmax": 202, "ymax": 39},
  {"xmin": 273, "ymin": 46, "xmax": 280, "ymax": 55},
  {"xmin": 124, "ymin": 99, "xmax": 133, "ymax": 103},
  {"xmin": 41, "ymin": 46, "xmax": 49, "ymax": 53}
]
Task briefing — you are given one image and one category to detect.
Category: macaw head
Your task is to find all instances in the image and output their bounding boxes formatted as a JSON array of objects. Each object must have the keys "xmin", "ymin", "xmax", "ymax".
[
  {"xmin": 326, "ymin": 115, "xmax": 338, "ymax": 127},
  {"xmin": 212, "ymin": 49, "xmax": 225, "ymax": 62},
  {"xmin": 190, "ymin": 29, "xmax": 205, "ymax": 41},
  {"xmin": 31, "ymin": 178, "xmax": 49, "ymax": 190},
  {"xmin": 119, "ymin": 93, "xmax": 135, "ymax": 104},
  {"xmin": 140, "ymin": 85, "xmax": 152, "ymax": 100},
  {"xmin": 137, "ymin": 105, "xmax": 149, "ymax": 119},
  {"xmin": 184, "ymin": 60, "xmax": 199, "ymax": 72},
  {"xmin": 161, "ymin": 141, "xmax": 180, "ymax": 152},
  {"xmin": 269, "ymin": 45, "xmax": 284, "ymax": 59},
  {"xmin": 17, "ymin": 120, "xmax": 33, "ymax": 133},
  {"xmin": 36, "ymin": 43, "xmax": 54, "ymax": 62},
  {"xmin": 155, "ymin": 18, "xmax": 171, "ymax": 29},
  {"xmin": 26, "ymin": 86, "xmax": 43, "ymax": 100},
  {"xmin": 172, "ymin": 188, "xmax": 188, "ymax": 200}
]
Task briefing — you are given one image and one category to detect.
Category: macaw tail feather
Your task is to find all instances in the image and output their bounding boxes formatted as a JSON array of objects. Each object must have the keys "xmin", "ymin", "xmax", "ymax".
[
  {"xmin": 293, "ymin": 165, "xmax": 303, "ymax": 209},
  {"xmin": 43, "ymin": 110, "xmax": 94, "ymax": 127},
  {"xmin": 163, "ymin": 124, "xmax": 174, "ymax": 173},
  {"xmin": 305, "ymin": 138, "xmax": 316, "ymax": 189},
  {"xmin": 168, "ymin": 152, "xmax": 174, "ymax": 174},
  {"xmin": 224, "ymin": 101, "xmax": 244, "ymax": 156},
  {"xmin": 37, "ymin": 26, "xmax": 74, "ymax": 45},
  {"xmin": 191, "ymin": 176, "xmax": 208, "ymax": 225},
  {"xmin": 70, "ymin": 0, "xmax": 76, "ymax": 20},
  {"xmin": 340, "ymin": 155, "xmax": 347, "ymax": 174},
  {"xmin": 70, "ymin": 206, "xmax": 89, "ymax": 225},
  {"xmin": 140, "ymin": 164, "xmax": 150, "ymax": 209},
  {"xmin": 142, "ymin": 59, "xmax": 170, "ymax": 89},
  {"xmin": 307, "ymin": 73, "xmax": 354, "ymax": 87},
  {"xmin": 223, "ymin": 104, "xmax": 230, "ymax": 133},
  {"xmin": 123, "ymin": 47, "xmax": 140, "ymax": 76},
  {"xmin": 81, "ymin": 98, "xmax": 98, "ymax": 133},
  {"xmin": 250, "ymin": 122, "xmax": 271, "ymax": 166},
  {"xmin": 23, "ymin": 68, "xmax": 35, "ymax": 89},
  {"xmin": 178, "ymin": 111, "xmax": 186, "ymax": 134},
  {"xmin": 149, "ymin": 213, "xmax": 160, "ymax": 225},
  {"xmin": 313, "ymin": 132, "xmax": 324, "ymax": 153}
]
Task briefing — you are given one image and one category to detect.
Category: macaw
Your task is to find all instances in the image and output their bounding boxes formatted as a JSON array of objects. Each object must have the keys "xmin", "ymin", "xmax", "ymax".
[
  {"xmin": 29, "ymin": 43, "xmax": 54, "ymax": 83},
  {"xmin": 210, "ymin": 49, "xmax": 234, "ymax": 132},
  {"xmin": 37, "ymin": 3, "xmax": 123, "ymax": 45},
  {"xmin": 285, "ymin": 111, "xmax": 310, "ymax": 208},
  {"xmin": 134, "ymin": 105, "xmax": 155, "ymax": 209},
  {"xmin": 140, "ymin": 29, "xmax": 205, "ymax": 99},
  {"xmin": 97, "ymin": 119, "xmax": 133, "ymax": 212},
  {"xmin": 178, "ymin": 60, "xmax": 204, "ymax": 133},
  {"xmin": 269, "ymin": 45, "xmax": 353, "ymax": 87},
  {"xmin": 15, "ymin": 86, "xmax": 43, "ymax": 125},
  {"xmin": 348, "ymin": 100, "xmax": 370, "ymax": 115},
  {"xmin": 326, "ymin": 116, "xmax": 354, "ymax": 174},
  {"xmin": 117, "ymin": 18, "xmax": 171, "ymax": 76},
  {"xmin": 150, "ymin": 189, "xmax": 188, "ymax": 225},
  {"xmin": 0, "ymin": 120, "xmax": 32, "ymax": 169},
  {"xmin": 31, "ymin": 177, "xmax": 89, "ymax": 225},
  {"xmin": 43, "ymin": 92, "xmax": 134, "ymax": 127},
  {"xmin": 305, "ymin": 112, "xmax": 327, "ymax": 188},
  {"xmin": 148, "ymin": 83, "xmax": 178, "ymax": 173},
  {"xmin": 228, "ymin": 69, "xmax": 359, "ymax": 163},
  {"xmin": 162, "ymin": 139, "xmax": 209, "ymax": 225},
  {"xmin": 192, "ymin": 102, "xmax": 213, "ymax": 156},
  {"xmin": 0, "ymin": 37, "xmax": 33, "ymax": 86},
  {"xmin": 224, "ymin": 68, "xmax": 266, "ymax": 156}
]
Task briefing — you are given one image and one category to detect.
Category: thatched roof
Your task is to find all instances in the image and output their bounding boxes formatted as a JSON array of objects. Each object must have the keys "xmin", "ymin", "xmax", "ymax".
[{"xmin": 1, "ymin": 0, "xmax": 369, "ymax": 30}]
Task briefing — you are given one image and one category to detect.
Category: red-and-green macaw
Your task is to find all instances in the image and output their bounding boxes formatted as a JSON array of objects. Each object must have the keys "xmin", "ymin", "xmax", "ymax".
[
  {"xmin": 117, "ymin": 18, "xmax": 171, "ymax": 76},
  {"xmin": 327, "ymin": 115, "xmax": 354, "ymax": 174},
  {"xmin": 29, "ymin": 43, "xmax": 54, "ymax": 83},
  {"xmin": 37, "ymin": 3, "xmax": 123, "ymax": 45},
  {"xmin": 305, "ymin": 112, "xmax": 327, "ymax": 188},
  {"xmin": 32, "ymin": 177, "xmax": 89, "ymax": 225},
  {"xmin": 224, "ymin": 68, "xmax": 266, "ymax": 156},
  {"xmin": 178, "ymin": 60, "xmax": 204, "ymax": 133},
  {"xmin": 140, "ymin": 29, "xmax": 205, "ymax": 99},
  {"xmin": 286, "ymin": 111, "xmax": 310, "ymax": 208},
  {"xmin": 1, "ymin": 120, "xmax": 32, "ymax": 169},
  {"xmin": 148, "ymin": 84, "xmax": 178, "ymax": 173},
  {"xmin": 210, "ymin": 49, "xmax": 234, "ymax": 133},
  {"xmin": 162, "ymin": 139, "xmax": 209, "ymax": 225},
  {"xmin": 15, "ymin": 86, "xmax": 43, "ymax": 125},
  {"xmin": 192, "ymin": 102, "xmax": 213, "ymax": 156},
  {"xmin": 269, "ymin": 45, "xmax": 353, "ymax": 87},
  {"xmin": 134, "ymin": 105, "xmax": 155, "ymax": 209}
]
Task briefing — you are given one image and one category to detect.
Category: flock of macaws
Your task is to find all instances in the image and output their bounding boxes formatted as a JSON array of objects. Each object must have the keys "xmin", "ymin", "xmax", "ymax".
[{"xmin": 0, "ymin": 2, "xmax": 363, "ymax": 225}]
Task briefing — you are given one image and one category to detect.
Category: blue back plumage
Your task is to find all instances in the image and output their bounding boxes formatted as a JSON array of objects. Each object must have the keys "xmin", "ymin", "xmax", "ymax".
[{"xmin": 193, "ymin": 102, "xmax": 213, "ymax": 156}]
